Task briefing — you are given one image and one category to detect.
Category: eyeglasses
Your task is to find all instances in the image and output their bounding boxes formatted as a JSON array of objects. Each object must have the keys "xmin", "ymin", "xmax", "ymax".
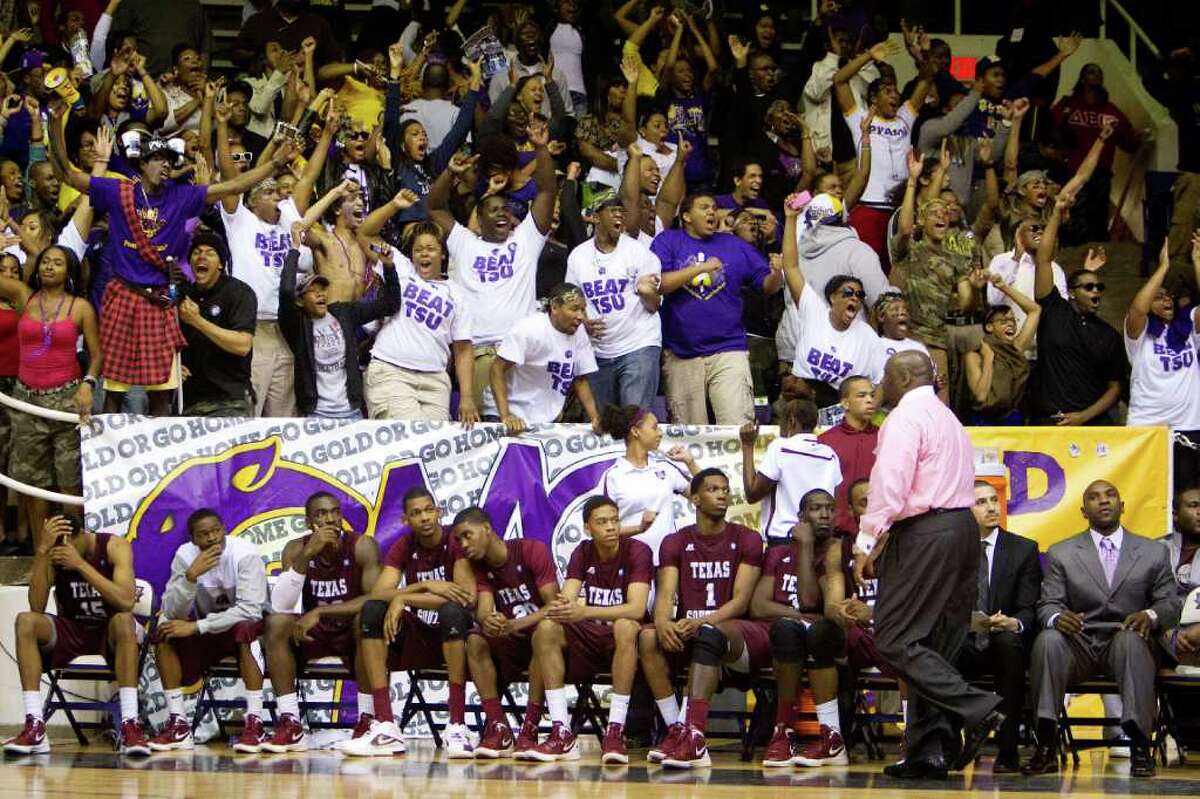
[
  {"xmin": 230, "ymin": 151, "xmax": 254, "ymax": 163},
  {"xmin": 346, "ymin": 131, "xmax": 371, "ymax": 142},
  {"xmin": 839, "ymin": 288, "xmax": 867, "ymax": 300},
  {"xmin": 1073, "ymin": 281, "xmax": 1105, "ymax": 292}
]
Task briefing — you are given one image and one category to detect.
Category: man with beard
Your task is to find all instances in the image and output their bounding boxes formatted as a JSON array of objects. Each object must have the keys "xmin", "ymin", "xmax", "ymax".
[
  {"xmin": 1023, "ymin": 480, "xmax": 1177, "ymax": 777},
  {"xmin": 177, "ymin": 233, "xmax": 256, "ymax": 416},
  {"xmin": 488, "ymin": 20, "xmax": 574, "ymax": 119},
  {"xmin": 1030, "ymin": 191, "xmax": 1126, "ymax": 425},
  {"xmin": 652, "ymin": 193, "xmax": 783, "ymax": 424},
  {"xmin": 566, "ymin": 197, "xmax": 663, "ymax": 409},
  {"xmin": 956, "ymin": 481, "xmax": 1041, "ymax": 773}
]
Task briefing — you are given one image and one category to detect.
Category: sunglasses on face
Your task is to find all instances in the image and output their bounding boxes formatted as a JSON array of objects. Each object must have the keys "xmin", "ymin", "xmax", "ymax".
[
  {"xmin": 346, "ymin": 130, "xmax": 371, "ymax": 141},
  {"xmin": 230, "ymin": 151, "xmax": 254, "ymax": 163},
  {"xmin": 1073, "ymin": 281, "xmax": 1105, "ymax": 292},
  {"xmin": 839, "ymin": 288, "xmax": 867, "ymax": 300}
]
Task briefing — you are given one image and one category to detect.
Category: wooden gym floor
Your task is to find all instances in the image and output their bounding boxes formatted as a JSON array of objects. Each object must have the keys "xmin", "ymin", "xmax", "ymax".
[{"xmin": 3, "ymin": 738, "xmax": 1200, "ymax": 799}]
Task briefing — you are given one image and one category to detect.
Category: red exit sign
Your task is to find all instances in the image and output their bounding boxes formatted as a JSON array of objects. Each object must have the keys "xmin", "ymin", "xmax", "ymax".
[{"xmin": 951, "ymin": 55, "xmax": 978, "ymax": 80}]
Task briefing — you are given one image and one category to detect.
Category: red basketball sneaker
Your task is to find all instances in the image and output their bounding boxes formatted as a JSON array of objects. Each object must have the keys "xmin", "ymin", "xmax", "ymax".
[
  {"xmin": 512, "ymin": 720, "xmax": 539, "ymax": 760},
  {"xmin": 232, "ymin": 714, "xmax": 267, "ymax": 754},
  {"xmin": 661, "ymin": 724, "xmax": 711, "ymax": 769},
  {"xmin": 794, "ymin": 725, "xmax": 849, "ymax": 767},
  {"xmin": 4, "ymin": 716, "xmax": 49, "ymax": 754},
  {"xmin": 261, "ymin": 714, "xmax": 308, "ymax": 753},
  {"xmin": 762, "ymin": 723, "xmax": 800, "ymax": 767},
  {"xmin": 119, "ymin": 718, "xmax": 151, "ymax": 756},
  {"xmin": 474, "ymin": 719, "xmax": 514, "ymax": 759},
  {"xmin": 601, "ymin": 723, "xmax": 628, "ymax": 765},
  {"xmin": 527, "ymin": 722, "xmax": 579, "ymax": 762},
  {"xmin": 647, "ymin": 722, "xmax": 687, "ymax": 763},
  {"xmin": 148, "ymin": 714, "xmax": 193, "ymax": 751}
]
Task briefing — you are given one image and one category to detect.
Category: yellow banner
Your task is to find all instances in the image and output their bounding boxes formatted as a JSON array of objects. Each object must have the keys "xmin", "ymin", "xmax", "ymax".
[{"xmin": 966, "ymin": 426, "xmax": 1171, "ymax": 550}]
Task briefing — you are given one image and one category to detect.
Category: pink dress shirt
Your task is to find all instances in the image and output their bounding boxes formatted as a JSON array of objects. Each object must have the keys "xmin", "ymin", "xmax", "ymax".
[{"xmin": 855, "ymin": 385, "xmax": 975, "ymax": 554}]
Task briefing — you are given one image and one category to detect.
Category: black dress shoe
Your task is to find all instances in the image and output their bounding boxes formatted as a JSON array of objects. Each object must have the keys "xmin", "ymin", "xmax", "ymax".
[
  {"xmin": 992, "ymin": 753, "xmax": 1021, "ymax": 774},
  {"xmin": 1130, "ymin": 746, "xmax": 1156, "ymax": 778},
  {"xmin": 882, "ymin": 759, "xmax": 949, "ymax": 780},
  {"xmin": 1021, "ymin": 745, "xmax": 1059, "ymax": 775},
  {"xmin": 953, "ymin": 709, "xmax": 1006, "ymax": 770}
]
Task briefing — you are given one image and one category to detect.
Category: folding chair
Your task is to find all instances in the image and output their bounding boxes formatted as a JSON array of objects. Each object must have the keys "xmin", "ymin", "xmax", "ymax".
[{"xmin": 43, "ymin": 578, "xmax": 156, "ymax": 747}]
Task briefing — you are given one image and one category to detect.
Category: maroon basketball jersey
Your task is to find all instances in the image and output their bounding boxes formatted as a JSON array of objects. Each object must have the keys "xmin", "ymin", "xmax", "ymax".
[
  {"xmin": 763, "ymin": 543, "xmax": 832, "ymax": 613},
  {"xmin": 660, "ymin": 523, "xmax": 764, "ymax": 620},
  {"xmin": 53, "ymin": 533, "xmax": 116, "ymax": 624},
  {"xmin": 301, "ymin": 532, "xmax": 364, "ymax": 630},
  {"xmin": 383, "ymin": 527, "xmax": 461, "ymax": 627},
  {"xmin": 473, "ymin": 539, "xmax": 558, "ymax": 621},
  {"xmin": 814, "ymin": 535, "xmax": 874, "ymax": 604},
  {"xmin": 565, "ymin": 538, "xmax": 654, "ymax": 609}
]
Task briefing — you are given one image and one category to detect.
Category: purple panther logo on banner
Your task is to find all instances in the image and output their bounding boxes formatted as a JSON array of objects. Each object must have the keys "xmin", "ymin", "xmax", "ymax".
[{"xmin": 124, "ymin": 435, "xmax": 617, "ymax": 604}]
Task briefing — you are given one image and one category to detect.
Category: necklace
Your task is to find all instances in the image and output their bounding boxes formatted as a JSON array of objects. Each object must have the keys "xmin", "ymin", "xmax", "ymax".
[
  {"xmin": 331, "ymin": 229, "xmax": 373, "ymax": 292},
  {"xmin": 30, "ymin": 291, "xmax": 67, "ymax": 359}
]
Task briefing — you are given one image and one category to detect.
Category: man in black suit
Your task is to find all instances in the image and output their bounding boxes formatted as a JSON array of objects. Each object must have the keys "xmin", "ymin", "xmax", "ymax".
[{"xmin": 955, "ymin": 480, "xmax": 1042, "ymax": 773}]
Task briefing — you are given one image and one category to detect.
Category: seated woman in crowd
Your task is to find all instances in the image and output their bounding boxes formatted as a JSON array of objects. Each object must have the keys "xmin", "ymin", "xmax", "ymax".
[{"xmin": 963, "ymin": 278, "xmax": 1041, "ymax": 425}]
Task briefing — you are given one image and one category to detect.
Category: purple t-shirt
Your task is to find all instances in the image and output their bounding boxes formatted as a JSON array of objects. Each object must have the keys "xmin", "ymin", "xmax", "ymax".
[
  {"xmin": 89, "ymin": 176, "xmax": 209, "ymax": 285},
  {"xmin": 651, "ymin": 229, "xmax": 770, "ymax": 358}
]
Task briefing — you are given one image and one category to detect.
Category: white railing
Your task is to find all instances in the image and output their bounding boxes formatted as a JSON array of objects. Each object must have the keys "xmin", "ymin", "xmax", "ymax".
[
  {"xmin": 1100, "ymin": 0, "xmax": 1160, "ymax": 71},
  {"xmin": 0, "ymin": 389, "xmax": 85, "ymax": 506}
]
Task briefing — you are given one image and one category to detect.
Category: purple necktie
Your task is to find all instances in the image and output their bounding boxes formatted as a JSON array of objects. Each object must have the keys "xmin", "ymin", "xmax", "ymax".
[{"xmin": 1100, "ymin": 537, "xmax": 1118, "ymax": 588}]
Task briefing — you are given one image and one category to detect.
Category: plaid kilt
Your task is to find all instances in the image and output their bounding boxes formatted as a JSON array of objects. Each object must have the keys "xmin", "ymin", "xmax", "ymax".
[{"xmin": 100, "ymin": 279, "xmax": 186, "ymax": 386}]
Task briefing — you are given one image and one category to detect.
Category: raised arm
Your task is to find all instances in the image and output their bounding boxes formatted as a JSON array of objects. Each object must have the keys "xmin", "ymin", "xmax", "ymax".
[
  {"xmin": 292, "ymin": 101, "xmax": 340, "ymax": 214},
  {"xmin": 781, "ymin": 192, "xmax": 804, "ymax": 303},
  {"xmin": 1127, "ymin": 239, "xmax": 1170, "ymax": 339},
  {"xmin": 1061, "ymin": 118, "xmax": 1115, "ymax": 198},
  {"xmin": 894, "ymin": 149, "xmax": 923, "ymax": 259},
  {"xmin": 205, "ymin": 138, "xmax": 298, "ymax": 204},
  {"xmin": 833, "ymin": 41, "xmax": 899, "ymax": 115},
  {"xmin": 612, "ymin": 0, "xmax": 641, "ymax": 37},
  {"xmin": 1032, "ymin": 32, "xmax": 1082, "ymax": 78},
  {"xmin": 620, "ymin": 143, "xmax": 643, "ymax": 235},
  {"xmin": 991, "ymin": 276, "xmax": 1042, "ymax": 351},
  {"xmin": 656, "ymin": 135, "xmax": 689, "ymax": 227},
  {"xmin": 844, "ymin": 111, "xmax": 874, "ymax": 210},
  {"xmin": 527, "ymin": 124, "xmax": 558, "ymax": 235},
  {"xmin": 1035, "ymin": 192, "xmax": 1070, "ymax": 299},
  {"xmin": 1003, "ymin": 99, "xmax": 1029, "ymax": 189},
  {"xmin": 299, "ymin": 178, "xmax": 359, "ymax": 230},
  {"xmin": 426, "ymin": 152, "xmax": 474, "ymax": 235}
]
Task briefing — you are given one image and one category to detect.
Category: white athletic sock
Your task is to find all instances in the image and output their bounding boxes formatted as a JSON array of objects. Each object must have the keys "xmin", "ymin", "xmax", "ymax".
[
  {"xmin": 23, "ymin": 691, "xmax": 42, "ymax": 721},
  {"xmin": 244, "ymin": 691, "xmax": 263, "ymax": 719},
  {"xmin": 816, "ymin": 700, "xmax": 840, "ymax": 735},
  {"xmin": 119, "ymin": 687, "xmax": 138, "ymax": 721},
  {"xmin": 545, "ymin": 687, "xmax": 569, "ymax": 726},
  {"xmin": 276, "ymin": 692, "xmax": 300, "ymax": 718},
  {"xmin": 901, "ymin": 699, "xmax": 909, "ymax": 724},
  {"xmin": 656, "ymin": 696, "xmax": 680, "ymax": 726},
  {"xmin": 165, "ymin": 688, "xmax": 184, "ymax": 718},
  {"xmin": 358, "ymin": 692, "xmax": 373, "ymax": 717},
  {"xmin": 608, "ymin": 693, "xmax": 630, "ymax": 727},
  {"xmin": 679, "ymin": 697, "xmax": 688, "ymax": 722}
]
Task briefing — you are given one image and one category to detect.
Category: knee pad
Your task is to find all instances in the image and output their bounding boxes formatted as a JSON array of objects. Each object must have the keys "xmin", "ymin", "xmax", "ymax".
[
  {"xmin": 692, "ymin": 623, "xmax": 728, "ymax": 666},
  {"xmin": 438, "ymin": 601, "xmax": 472, "ymax": 642},
  {"xmin": 806, "ymin": 619, "xmax": 846, "ymax": 668},
  {"xmin": 769, "ymin": 617, "xmax": 807, "ymax": 663},
  {"xmin": 359, "ymin": 599, "xmax": 388, "ymax": 639}
]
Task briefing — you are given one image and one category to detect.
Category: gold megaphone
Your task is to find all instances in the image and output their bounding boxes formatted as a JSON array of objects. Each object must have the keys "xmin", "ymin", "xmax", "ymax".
[{"xmin": 44, "ymin": 67, "xmax": 81, "ymax": 107}]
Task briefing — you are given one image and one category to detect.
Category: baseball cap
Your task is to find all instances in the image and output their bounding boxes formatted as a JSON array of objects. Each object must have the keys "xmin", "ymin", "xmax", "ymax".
[
  {"xmin": 975, "ymin": 56, "xmax": 1004, "ymax": 75},
  {"xmin": 188, "ymin": 232, "xmax": 229, "ymax": 268},
  {"xmin": 799, "ymin": 192, "xmax": 846, "ymax": 236},
  {"xmin": 297, "ymin": 272, "xmax": 331, "ymax": 294}
]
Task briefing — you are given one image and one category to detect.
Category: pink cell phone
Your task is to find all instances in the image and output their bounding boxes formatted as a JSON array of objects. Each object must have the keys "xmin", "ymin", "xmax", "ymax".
[{"xmin": 788, "ymin": 191, "xmax": 813, "ymax": 211}]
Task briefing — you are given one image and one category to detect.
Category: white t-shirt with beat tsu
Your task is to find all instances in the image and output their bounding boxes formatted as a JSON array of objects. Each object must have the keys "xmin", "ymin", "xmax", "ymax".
[
  {"xmin": 790, "ymin": 283, "xmax": 883, "ymax": 388},
  {"xmin": 447, "ymin": 213, "xmax": 547, "ymax": 347},
  {"xmin": 565, "ymin": 234, "xmax": 663, "ymax": 360},
  {"xmin": 221, "ymin": 197, "xmax": 312, "ymax": 320},
  {"xmin": 372, "ymin": 248, "xmax": 473, "ymax": 372},
  {"xmin": 484, "ymin": 312, "xmax": 598, "ymax": 422}
]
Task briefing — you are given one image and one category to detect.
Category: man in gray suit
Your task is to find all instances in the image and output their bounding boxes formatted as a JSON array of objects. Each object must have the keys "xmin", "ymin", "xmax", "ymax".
[{"xmin": 1023, "ymin": 480, "xmax": 1179, "ymax": 778}]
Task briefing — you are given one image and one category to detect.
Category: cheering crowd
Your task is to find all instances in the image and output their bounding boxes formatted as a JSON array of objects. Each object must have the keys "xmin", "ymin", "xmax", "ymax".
[{"xmin": 1, "ymin": 0, "xmax": 1200, "ymax": 780}]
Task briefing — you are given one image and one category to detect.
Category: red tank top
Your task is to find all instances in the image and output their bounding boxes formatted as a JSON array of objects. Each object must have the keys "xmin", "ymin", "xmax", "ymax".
[
  {"xmin": 301, "ymin": 532, "xmax": 364, "ymax": 631},
  {"xmin": 18, "ymin": 299, "xmax": 81, "ymax": 389},
  {"xmin": 53, "ymin": 533, "xmax": 115, "ymax": 625},
  {"xmin": 0, "ymin": 306, "xmax": 18, "ymax": 377}
]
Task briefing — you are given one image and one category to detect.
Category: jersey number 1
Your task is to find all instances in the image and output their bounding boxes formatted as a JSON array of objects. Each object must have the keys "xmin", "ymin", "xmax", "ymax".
[{"xmin": 705, "ymin": 582, "xmax": 716, "ymax": 608}]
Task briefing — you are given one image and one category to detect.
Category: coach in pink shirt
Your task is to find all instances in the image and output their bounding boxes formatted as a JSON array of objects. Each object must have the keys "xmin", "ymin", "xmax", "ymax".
[{"xmin": 852, "ymin": 351, "xmax": 1004, "ymax": 779}]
